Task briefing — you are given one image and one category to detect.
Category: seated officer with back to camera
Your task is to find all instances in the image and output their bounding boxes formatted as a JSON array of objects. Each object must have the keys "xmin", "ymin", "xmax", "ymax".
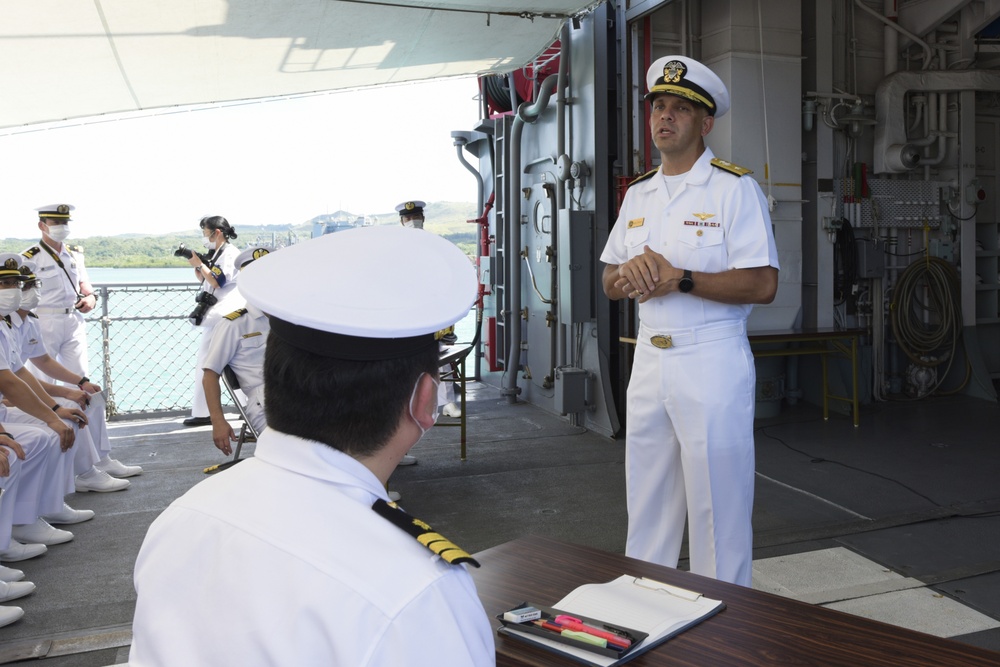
[
  {"xmin": 200, "ymin": 245, "xmax": 273, "ymax": 457},
  {"xmin": 130, "ymin": 226, "xmax": 494, "ymax": 666}
]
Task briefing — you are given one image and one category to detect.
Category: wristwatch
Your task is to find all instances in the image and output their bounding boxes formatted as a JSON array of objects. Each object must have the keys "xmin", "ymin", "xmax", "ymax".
[{"xmin": 678, "ymin": 269, "xmax": 695, "ymax": 293}]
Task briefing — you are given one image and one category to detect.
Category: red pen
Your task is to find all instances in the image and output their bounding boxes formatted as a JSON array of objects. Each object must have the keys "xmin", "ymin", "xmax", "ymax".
[{"xmin": 553, "ymin": 615, "xmax": 632, "ymax": 649}]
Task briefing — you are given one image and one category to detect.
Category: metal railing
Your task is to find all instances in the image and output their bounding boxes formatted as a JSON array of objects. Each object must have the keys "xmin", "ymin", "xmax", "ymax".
[
  {"xmin": 85, "ymin": 281, "xmax": 479, "ymax": 419},
  {"xmin": 87, "ymin": 282, "xmax": 233, "ymax": 418}
]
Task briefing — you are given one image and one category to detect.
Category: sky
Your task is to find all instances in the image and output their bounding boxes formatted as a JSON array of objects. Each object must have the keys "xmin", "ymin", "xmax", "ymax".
[{"xmin": 1, "ymin": 76, "xmax": 481, "ymax": 239}]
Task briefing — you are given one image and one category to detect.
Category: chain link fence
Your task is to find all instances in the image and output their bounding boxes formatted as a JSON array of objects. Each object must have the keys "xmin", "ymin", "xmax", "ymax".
[{"xmin": 86, "ymin": 282, "xmax": 234, "ymax": 418}]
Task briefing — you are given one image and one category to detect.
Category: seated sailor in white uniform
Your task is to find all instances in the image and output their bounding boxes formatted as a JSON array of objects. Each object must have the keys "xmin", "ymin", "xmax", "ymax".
[
  {"xmin": 130, "ymin": 227, "xmax": 495, "ymax": 666},
  {"xmin": 13, "ymin": 261, "xmax": 140, "ymax": 485},
  {"xmin": 200, "ymin": 245, "xmax": 273, "ymax": 456}
]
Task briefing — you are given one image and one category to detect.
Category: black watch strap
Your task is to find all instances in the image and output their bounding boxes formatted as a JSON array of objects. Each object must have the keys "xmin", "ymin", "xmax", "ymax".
[{"xmin": 679, "ymin": 269, "xmax": 695, "ymax": 293}]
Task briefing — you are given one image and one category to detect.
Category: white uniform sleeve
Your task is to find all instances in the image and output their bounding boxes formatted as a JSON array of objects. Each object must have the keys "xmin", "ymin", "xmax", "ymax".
[
  {"xmin": 201, "ymin": 321, "xmax": 240, "ymax": 375},
  {"xmin": 365, "ymin": 571, "xmax": 496, "ymax": 666},
  {"xmin": 722, "ymin": 176, "xmax": 780, "ymax": 271}
]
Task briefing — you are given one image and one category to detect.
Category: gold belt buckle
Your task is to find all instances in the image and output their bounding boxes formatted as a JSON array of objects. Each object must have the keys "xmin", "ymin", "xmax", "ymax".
[{"xmin": 650, "ymin": 335, "xmax": 673, "ymax": 349}]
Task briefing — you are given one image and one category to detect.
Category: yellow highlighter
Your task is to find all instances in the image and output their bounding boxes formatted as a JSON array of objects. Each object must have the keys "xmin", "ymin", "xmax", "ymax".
[{"xmin": 561, "ymin": 629, "xmax": 608, "ymax": 648}]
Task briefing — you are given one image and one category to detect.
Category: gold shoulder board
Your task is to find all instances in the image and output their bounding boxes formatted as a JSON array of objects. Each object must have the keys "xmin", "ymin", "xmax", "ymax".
[
  {"xmin": 22, "ymin": 246, "xmax": 40, "ymax": 259},
  {"xmin": 629, "ymin": 168, "xmax": 659, "ymax": 186},
  {"xmin": 372, "ymin": 499, "xmax": 480, "ymax": 567},
  {"xmin": 711, "ymin": 158, "xmax": 753, "ymax": 176},
  {"xmin": 69, "ymin": 245, "xmax": 84, "ymax": 253},
  {"xmin": 223, "ymin": 308, "xmax": 247, "ymax": 321}
]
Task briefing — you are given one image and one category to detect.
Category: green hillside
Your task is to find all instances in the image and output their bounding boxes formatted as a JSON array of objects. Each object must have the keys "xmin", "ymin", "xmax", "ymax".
[{"xmin": 1, "ymin": 201, "xmax": 480, "ymax": 267}]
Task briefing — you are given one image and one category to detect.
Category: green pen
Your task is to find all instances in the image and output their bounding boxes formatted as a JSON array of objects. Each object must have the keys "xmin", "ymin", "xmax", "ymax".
[{"xmin": 562, "ymin": 629, "xmax": 608, "ymax": 648}]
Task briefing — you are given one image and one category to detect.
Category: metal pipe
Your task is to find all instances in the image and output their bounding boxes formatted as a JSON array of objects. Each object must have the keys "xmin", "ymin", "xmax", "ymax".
[
  {"xmin": 503, "ymin": 73, "xmax": 560, "ymax": 402},
  {"xmin": 854, "ymin": 0, "xmax": 932, "ymax": 69}
]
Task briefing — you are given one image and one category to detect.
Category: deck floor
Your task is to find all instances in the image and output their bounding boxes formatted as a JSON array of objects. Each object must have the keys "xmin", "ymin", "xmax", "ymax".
[{"xmin": 0, "ymin": 382, "xmax": 998, "ymax": 665}]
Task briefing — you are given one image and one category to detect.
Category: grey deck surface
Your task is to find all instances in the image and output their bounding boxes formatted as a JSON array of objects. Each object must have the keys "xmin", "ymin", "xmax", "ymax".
[{"xmin": 0, "ymin": 382, "xmax": 998, "ymax": 664}]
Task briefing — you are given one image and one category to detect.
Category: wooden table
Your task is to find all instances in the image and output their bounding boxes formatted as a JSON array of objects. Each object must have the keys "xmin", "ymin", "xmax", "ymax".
[
  {"xmin": 471, "ymin": 535, "xmax": 1000, "ymax": 666},
  {"xmin": 748, "ymin": 328, "xmax": 865, "ymax": 427},
  {"xmin": 436, "ymin": 343, "xmax": 474, "ymax": 459}
]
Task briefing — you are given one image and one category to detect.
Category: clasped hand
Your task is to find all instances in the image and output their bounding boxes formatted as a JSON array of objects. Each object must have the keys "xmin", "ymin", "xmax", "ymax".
[{"xmin": 615, "ymin": 245, "xmax": 674, "ymax": 303}]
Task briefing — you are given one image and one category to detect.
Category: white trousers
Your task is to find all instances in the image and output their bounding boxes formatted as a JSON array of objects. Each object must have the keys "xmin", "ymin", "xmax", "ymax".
[
  {"xmin": 189, "ymin": 325, "xmax": 217, "ymax": 419},
  {"xmin": 0, "ymin": 421, "xmax": 71, "ymax": 525},
  {"xmin": 624, "ymin": 330, "xmax": 756, "ymax": 586},
  {"xmin": 0, "ymin": 452, "xmax": 23, "ymax": 551},
  {"xmin": 33, "ymin": 311, "xmax": 89, "ymax": 379}
]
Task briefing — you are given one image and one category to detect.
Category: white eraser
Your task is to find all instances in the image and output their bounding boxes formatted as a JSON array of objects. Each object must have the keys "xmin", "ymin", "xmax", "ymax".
[{"xmin": 503, "ymin": 606, "xmax": 542, "ymax": 623}]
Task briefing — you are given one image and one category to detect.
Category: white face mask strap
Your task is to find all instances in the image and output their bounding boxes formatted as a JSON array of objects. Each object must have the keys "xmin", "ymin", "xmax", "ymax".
[{"xmin": 408, "ymin": 371, "xmax": 440, "ymax": 437}]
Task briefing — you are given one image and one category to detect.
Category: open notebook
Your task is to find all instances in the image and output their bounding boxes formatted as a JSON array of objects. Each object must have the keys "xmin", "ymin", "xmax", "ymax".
[{"xmin": 498, "ymin": 574, "xmax": 725, "ymax": 666}]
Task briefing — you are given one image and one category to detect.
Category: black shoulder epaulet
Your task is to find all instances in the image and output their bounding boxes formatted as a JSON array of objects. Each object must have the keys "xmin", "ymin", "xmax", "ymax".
[
  {"xmin": 27, "ymin": 311, "xmax": 38, "ymax": 319},
  {"xmin": 223, "ymin": 308, "xmax": 248, "ymax": 321},
  {"xmin": 372, "ymin": 499, "xmax": 480, "ymax": 567},
  {"xmin": 2, "ymin": 316, "xmax": 10, "ymax": 329},
  {"xmin": 629, "ymin": 169, "xmax": 659, "ymax": 186},
  {"xmin": 711, "ymin": 158, "xmax": 753, "ymax": 176},
  {"xmin": 22, "ymin": 246, "xmax": 40, "ymax": 259},
  {"xmin": 69, "ymin": 244, "xmax": 84, "ymax": 253}
]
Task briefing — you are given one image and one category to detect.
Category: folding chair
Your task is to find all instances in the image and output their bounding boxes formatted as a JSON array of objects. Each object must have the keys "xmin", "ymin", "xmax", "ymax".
[
  {"xmin": 435, "ymin": 343, "xmax": 474, "ymax": 459},
  {"xmin": 203, "ymin": 365, "xmax": 260, "ymax": 474}
]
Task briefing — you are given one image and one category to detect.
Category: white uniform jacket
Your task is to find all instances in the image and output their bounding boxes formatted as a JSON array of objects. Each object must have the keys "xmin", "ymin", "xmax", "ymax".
[
  {"xmin": 601, "ymin": 148, "xmax": 779, "ymax": 330},
  {"xmin": 130, "ymin": 429, "xmax": 496, "ymax": 666},
  {"xmin": 22, "ymin": 242, "xmax": 89, "ymax": 311},
  {"xmin": 201, "ymin": 307, "xmax": 268, "ymax": 393}
]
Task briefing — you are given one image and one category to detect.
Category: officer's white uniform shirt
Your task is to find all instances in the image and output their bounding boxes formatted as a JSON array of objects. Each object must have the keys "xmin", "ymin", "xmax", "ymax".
[
  {"xmin": 601, "ymin": 147, "xmax": 780, "ymax": 330},
  {"xmin": 201, "ymin": 307, "xmax": 268, "ymax": 432},
  {"xmin": 0, "ymin": 322, "xmax": 72, "ymax": 524},
  {"xmin": 10, "ymin": 311, "xmax": 110, "ymax": 463},
  {"xmin": 131, "ymin": 429, "xmax": 496, "ymax": 666},
  {"xmin": 24, "ymin": 242, "xmax": 88, "ymax": 311},
  {"xmin": 196, "ymin": 242, "xmax": 240, "ymax": 330}
]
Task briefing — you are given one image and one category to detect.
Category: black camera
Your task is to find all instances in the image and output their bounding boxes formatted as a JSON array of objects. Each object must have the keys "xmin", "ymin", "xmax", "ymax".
[
  {"xmin": 174, "ymin": 244, "xmax": 210, "ymax": 264},
  {"xmin": 188, "ymin": 291, "xmax": 219, "ymax": 326}
]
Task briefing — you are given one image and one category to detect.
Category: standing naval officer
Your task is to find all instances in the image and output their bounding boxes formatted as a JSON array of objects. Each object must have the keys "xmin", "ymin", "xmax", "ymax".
[
  {"xmin": 601, "ymin": 55, "xmax": 780, "ymax": 586},
  {"xmin": 130, "ymin": 226, "xmax": 495, "ymax": 665},
  {"xmin": 20, "ymin": 204, "xmax": 98, "ymax": 381}
]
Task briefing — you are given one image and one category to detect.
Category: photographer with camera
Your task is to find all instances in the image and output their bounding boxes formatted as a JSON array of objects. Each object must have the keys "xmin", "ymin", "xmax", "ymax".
[{"xmin": 177, "ymin": 216, "xmax": 240, "ymax": 427}]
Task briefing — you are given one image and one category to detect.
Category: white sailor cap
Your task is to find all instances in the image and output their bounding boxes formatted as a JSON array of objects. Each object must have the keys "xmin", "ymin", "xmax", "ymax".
[
  {"xmin": 235, "ymin": 245, "xmax": 274, "ymax": 271},
  {"xmin": 18, "ymin": 260, "xmax": 38, "ymax": 281},
  {"xmin": 238, "ymin": 226, "xmax": 477, "ymax": 360},
  {"xmin": 645, "ymin": 55, "xmax": 730, "ymax": 118},
  {"xmin": 0, "ymin": 253, "xmax": 27, "ymax": 281},
  {"xmin": 395, "ymin": 200, "xmax": 425, "ymax": 217},
  {"xmin": 36, "ymin": 204, "xmax": 75, "ymax": 220}
]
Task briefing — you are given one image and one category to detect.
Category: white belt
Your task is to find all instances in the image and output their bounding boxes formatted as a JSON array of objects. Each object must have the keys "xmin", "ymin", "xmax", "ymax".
[
  {"xmin": 638, "ymin": 321, "xmax": 745, "ymax": 349},
  {"xmin": 35, "ymin": 307, "xmax": 77, "ymax": 315}
]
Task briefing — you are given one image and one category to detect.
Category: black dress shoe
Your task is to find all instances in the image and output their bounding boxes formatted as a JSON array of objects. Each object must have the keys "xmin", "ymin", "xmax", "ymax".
[{"xmin": 182, "ymin": 416, "xmax": 212, "ymax": 426}]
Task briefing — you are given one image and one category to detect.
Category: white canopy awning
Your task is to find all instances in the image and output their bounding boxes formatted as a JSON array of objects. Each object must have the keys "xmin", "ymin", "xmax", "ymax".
[{"xmin": 0, "ymin": 0, "xmax": 596, "ymax": 130}]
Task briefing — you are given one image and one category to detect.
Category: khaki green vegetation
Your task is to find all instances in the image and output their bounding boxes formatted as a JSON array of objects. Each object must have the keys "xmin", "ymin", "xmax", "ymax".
[{"xmin": 1, "ymin": 201, "xmax": 480, "ymax": 267}]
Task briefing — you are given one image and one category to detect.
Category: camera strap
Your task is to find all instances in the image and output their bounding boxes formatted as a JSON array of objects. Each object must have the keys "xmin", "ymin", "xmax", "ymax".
[{"xmin": 39, "ymin": 240, "xmax": 82, "ymax": 299}]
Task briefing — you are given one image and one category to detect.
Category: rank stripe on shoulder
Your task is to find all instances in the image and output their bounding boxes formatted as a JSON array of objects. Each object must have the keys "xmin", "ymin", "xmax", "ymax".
[
  {"xmin": 629, "ymin": 168, "xmax": 658, "ymax": 185},
  {"xmin": 22, "ymin": 246, "xmax": 40, "ymax": 259},
  {"xmin": 372, "ymin": 498, "xmax": 480, "ymax": 567},
  {"xmin": 710, "ymin": 157, "xmax": 753, "ymax": 176},
  {"xmin": 224, "ymin": 308, "xmax": 248, "ymax": 321}
]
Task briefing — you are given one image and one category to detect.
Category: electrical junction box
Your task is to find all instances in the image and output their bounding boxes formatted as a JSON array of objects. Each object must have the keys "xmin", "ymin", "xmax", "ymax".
[
  {"xmin": 855, "ymin": 238, "xmax": 886, "ymax": 278},
  {"xmin": 929, "ymin": 238, "xmax": 955, "ymax": 263},
  {"xmin": 554, "ymin": 366, "xmax": 588, "ymax": 415}
]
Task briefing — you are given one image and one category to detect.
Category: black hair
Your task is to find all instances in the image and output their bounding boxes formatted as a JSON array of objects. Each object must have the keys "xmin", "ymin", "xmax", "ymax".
[
  {"xmin": 263, "ymin": 333, "xmax": 439, "ymax": 457},
  {"xmin": 199, "ymin": 215, "xmax": 238, "ymax": 240}
]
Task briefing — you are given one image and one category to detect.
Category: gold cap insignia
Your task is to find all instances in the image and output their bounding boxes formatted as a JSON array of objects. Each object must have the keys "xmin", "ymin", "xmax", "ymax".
[{"xmin": 663, "ymin": 60, "xmax": 686, "ymax": 84}]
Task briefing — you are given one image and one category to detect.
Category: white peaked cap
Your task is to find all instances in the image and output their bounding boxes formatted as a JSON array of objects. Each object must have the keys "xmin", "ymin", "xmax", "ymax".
[{"xmin": 237, "ymin": 226, "xmax": 477, "ymax": 359}]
